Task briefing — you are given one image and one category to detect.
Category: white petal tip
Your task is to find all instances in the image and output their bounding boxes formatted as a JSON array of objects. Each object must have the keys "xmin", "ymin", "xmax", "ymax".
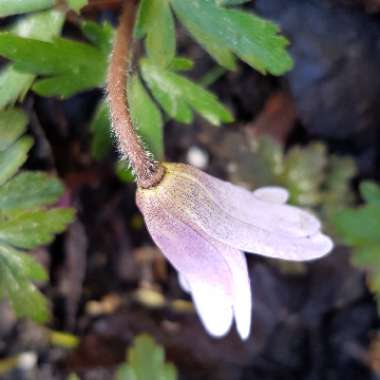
[
  {"xmin": 178, "ymin": 273, "xmax": 191, "ymax": 293},
  {"xmin": 298, "ymin": 233, "xmax": 334, "ymax": 261},
  {"xmin": 236, "ymin": 323, "xmax": 251, "ymax": 340},
  {"xmin": 253, "ymin": 187, "xmax": 289, "ymax": 204}
]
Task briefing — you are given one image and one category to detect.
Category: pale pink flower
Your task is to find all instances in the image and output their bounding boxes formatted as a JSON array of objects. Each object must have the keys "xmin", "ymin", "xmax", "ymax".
[{"xmin": 136, "ymin": 163, "xmax": 333, "ymax": 340}]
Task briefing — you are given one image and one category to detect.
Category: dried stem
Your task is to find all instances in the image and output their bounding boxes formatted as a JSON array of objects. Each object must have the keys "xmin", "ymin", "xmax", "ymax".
[{"xmin": 107, "ymin": 0, "xmax": 164, "ymax": 188}]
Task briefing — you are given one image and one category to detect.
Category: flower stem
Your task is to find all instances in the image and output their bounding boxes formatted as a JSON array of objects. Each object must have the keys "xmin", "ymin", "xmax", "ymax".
[{"xmin": 107, "ymin": 0, "xmax": 164, "ymax": 188}]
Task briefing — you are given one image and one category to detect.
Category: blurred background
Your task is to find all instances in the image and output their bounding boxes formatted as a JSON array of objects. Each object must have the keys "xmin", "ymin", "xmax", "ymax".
[{"xmin": 2, "ymin": 0, "xmax": 380, "ymax": 379}]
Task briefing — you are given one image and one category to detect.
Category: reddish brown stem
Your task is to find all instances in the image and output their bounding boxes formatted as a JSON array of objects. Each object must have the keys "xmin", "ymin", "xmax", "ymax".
[{"xmin": 107, "ymin": 0, "xmax": 164, "ymax": 188}]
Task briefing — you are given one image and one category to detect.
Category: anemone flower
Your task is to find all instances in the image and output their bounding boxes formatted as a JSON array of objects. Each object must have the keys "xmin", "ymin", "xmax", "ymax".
[
  {"xmin": 107, "ymin": 2, "xmax": 333, "ymax": 341},
  {"xmin": 136, "ymin": 163, "xmax": 333, "ymax": 340}
]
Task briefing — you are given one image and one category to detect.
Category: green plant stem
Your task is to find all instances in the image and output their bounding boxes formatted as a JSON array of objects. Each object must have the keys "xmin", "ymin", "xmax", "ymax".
[{"xmin": 107, "ymin": 0, "xmax": 164, "ymax": 188}]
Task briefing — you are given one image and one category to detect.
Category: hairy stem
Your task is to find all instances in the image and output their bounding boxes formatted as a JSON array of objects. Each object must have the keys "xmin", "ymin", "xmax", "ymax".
[{"xmin": 107, "ymin": 0, "xmax": 164, "ymax": 188}]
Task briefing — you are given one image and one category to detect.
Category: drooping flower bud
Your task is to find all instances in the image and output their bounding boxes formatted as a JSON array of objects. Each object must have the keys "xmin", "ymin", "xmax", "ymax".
[{"xmin": 137, "ymin": 163, "xmax": 333, "ymax": 339}]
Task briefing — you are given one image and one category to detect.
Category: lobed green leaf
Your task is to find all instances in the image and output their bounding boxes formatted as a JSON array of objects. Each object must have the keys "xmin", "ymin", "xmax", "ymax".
[
  {"xmin": 141, "ymin": 60, "xmax": 233, "ymax": 126},
  {"xmin": 0, "ymin": 136, "xmax": 33, "ymax": 186},
  {"xmin": 0, "ymin": 33, "xmax": 107, "ymax": 98},
  {"xmin": 333, "ymin": 182, "xmax": 380, "ymax": 310},
  {"xmin": 0, "ymin": 10, "xmax": 64, "ymax": 109},
  {"xmin": 170, "ymin": 0, "xmax": 293, "ymax": 74},
  {"xmin": 215, "ymin": 0, "xmax": 251, "ymax": 5},
  {"xmin": 0, "ymin": 208, "xmax": 75, "ymax": 250},
  {"xmin": 0, "ymin": 244, "xmax": 49, "ymax": 322},
  {"xmin": 90, "ymin": 100, "xmax": 113, "ymax": 161},
  {"xmin": 129, "ymin": 75, "xmax": 164, "ymax": 160},
  {"xmin": 0, "ymin": 0, "xmax": 53, "ymax": 17},
  {"xmin": 123, "ymin": 335, "xmax": 177, "ymax": 380},
  {"xmin": 81, "ymin": 20, "xmax": 114, "ymax": 53},
  {"xmin": 136, "ymin": 0, "xmax": 176, "ymax": 67},
  {"xmin": 68, "ymin": 0, "xmax": 88, "ymax": 13},
  {"xmin": 0, "ymin": 172, "xmax": 64, "ymax": 210},
  {"xmin": 168, "ymin": 57, "xmax": 194, "ymax": 72},
  {"xmin": 0, "ymin": 108, "xmax": 73, "ymax": 323},
  {"xmin": 0, "ymin": 108, "xmax": 28, "ymax": 151}
]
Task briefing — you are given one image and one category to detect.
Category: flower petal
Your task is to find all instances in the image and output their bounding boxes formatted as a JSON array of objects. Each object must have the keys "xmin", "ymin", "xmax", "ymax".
[
  {"xmin": 215, "ymin": 243, "xmax": 252, "ymax": 340},
  {"xmin": 166, "ymin": 163, "xmax": 321, "ymax": 238},
  {"xmin": 137, "ymin": 190, "xmax": 252, "ymax": 339},
  {"xmin": 187, "ymin": 277, "xmax": 234, "ymax": 337},
  {"xmin": 178, "ymin": 273, "xmax": 191, "ymax": 293},
  {"xmin": 253, "ymin": 187, "xmax": 289, "ymax": 204},
  {"xmin": 181, "ymin": 244, "xmax": 252, "ymax": 340},
  {"xmin": 158, "ymin": 164, "xmax": 333, "ymax": 261},
  {"xmin": 137, "ymin": 192, "xmax": 232, "ymax": 281}
]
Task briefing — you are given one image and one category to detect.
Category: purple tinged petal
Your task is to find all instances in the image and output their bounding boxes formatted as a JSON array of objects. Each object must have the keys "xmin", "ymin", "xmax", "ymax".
[
  {"xmin": 137, "ymin": 189, "xmax": 252, "ymax": 339},
  {"xmin": 155, "ymin": 163, "xmax": 333, "ymax": 261},
  {"xmin": 136, "ymin": 191, "xmax": 232, "ymax": 282},
  {"xmin": 167, "ymin": 163, "xmax": 321, "ymax": 238},
  {"xmin": 136, "ymin": 162, "xmax": 334, "ymax": 340}
]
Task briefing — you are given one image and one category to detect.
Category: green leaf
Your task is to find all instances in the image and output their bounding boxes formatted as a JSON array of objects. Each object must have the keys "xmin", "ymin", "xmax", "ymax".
[
  {"xmin": 0, "ymin": 107, "xmax": 73, "ymax": 322},
  {"xmin": 200, "ymin": 66, "xmax": 227, "ymax": 87},
  {"xmin": 333, "ymin": 182, "xmax": 380, "ymax": 309},
  {"xmin": 215, "ymin": 0, "xmax": 251, "ymax": 5},
  {"xmin": 129, "ymin": 75, "xmax": 164, "ymax": 160},
  {"xmin": 136, "ymin": 0, "xmax": 176, "ymax": 67},
  {"xmin": 170, "ymin": 0, "xmax": 293, "ymax": 75},
  {"xmin": 0, "ymin": 244, "xmax": 49, "ymax": 322},
  {"xmin": 334, "ymin": 204, "xmax": 380, "ymax": 246},
  {"xmin": 239, "ymin": 135, "xmax": 355, "ymax": 217},
  {"xmin": 0, "ymin": 34, "xmax": 101, "ymax": 74},
  {"xmin": 0, "ymin": 136, "xmax": 33, "ymax": 187},
  {"xmin": 0, "ymin": 66, "xmax": 34, "ymax": 109},
  {"xmin": 0, "ymin": 108, "xmax": 28, "ymax": 151},
  {"xmin": 0, "ymin": 10, "xmax": 64, "ymax": 109},
  {"xmin": 0, "ymin": 172, "xmax": 64, "ymax": 210},
  {"xmin": 32, "ymin": 73, "xmax": 99, "ymax": 98},
  {"xmin": 90, "ymin": 100, "xmax": 113, "ymax": 161},
  {"xmin": 141, "ymin": 60, "xmax": 233, "ymax": 125},
  {"xmin": 0, "ymin": 107, "xmax": 33, "ymax": 187},
  {"xmin": 123, "ymin": 334, "xmax": 177, "ymax": 380},
  {"xmin": 90, "ymin": 75, "xmax": 164, "ymax": 163},
  {"xmin": 170, "ymin": 13, "xmax": 236, "ymax": 70},
  {"xmin": 67, "ymin": 374, "xmax": 81, "ymax": 380},
  {"xmin": 281, "ymin": 143, "xmax": 327, "ymax": 207},
  {"xmin": 116, "ymin": 364, "xmax": 137, "ymax": 380},
  {"xmin": 67, "ymin": 0, "xmax": 88, "ymax": 13},
  {"xmin": 0, "ymin": 0, "xmax": 53, "ymax": 17},
  {"xmin": 11, "ymin": 9, "xmax": 65, "ymax": 40},
  {"xmin": 168, "ymin": 57, "xmax": 194, "ymax": 71},
  {"xmin": 360, "ymin": 181, "xmax": 380, "ymax": 206},
  {"xmin": 0, "ymin": 33, "xmax": 108, "ymax": 98},
  {"xmin": 333, "ymin": 181, "xmax": 380, "ymax": 246},
  {"xmin": 320, "ymin": 155, "xmax": 357, "ymax": 224},
  {"xmin": 0, "ymin": 208, "xmax": 75, "ymax": 250},
  {"xmin": 350, "ymin": 245, "xmax": 380, "ymax": 268},
  {"xmin": 246, "ymin": 137, "xmax": 327, "ymax": 207},
  {"xmin": 115, "ymin": 161, "xmax": 134, "ymax": 183},
  {"xmin": 81, "ymin": 20, "xmax": 114, "ymax": 53}
]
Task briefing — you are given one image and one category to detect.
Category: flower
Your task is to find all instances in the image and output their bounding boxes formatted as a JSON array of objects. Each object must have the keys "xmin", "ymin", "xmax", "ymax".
[{"xmin": 136, "ymin": 163, "xmax": 333, "ymax": 340}]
